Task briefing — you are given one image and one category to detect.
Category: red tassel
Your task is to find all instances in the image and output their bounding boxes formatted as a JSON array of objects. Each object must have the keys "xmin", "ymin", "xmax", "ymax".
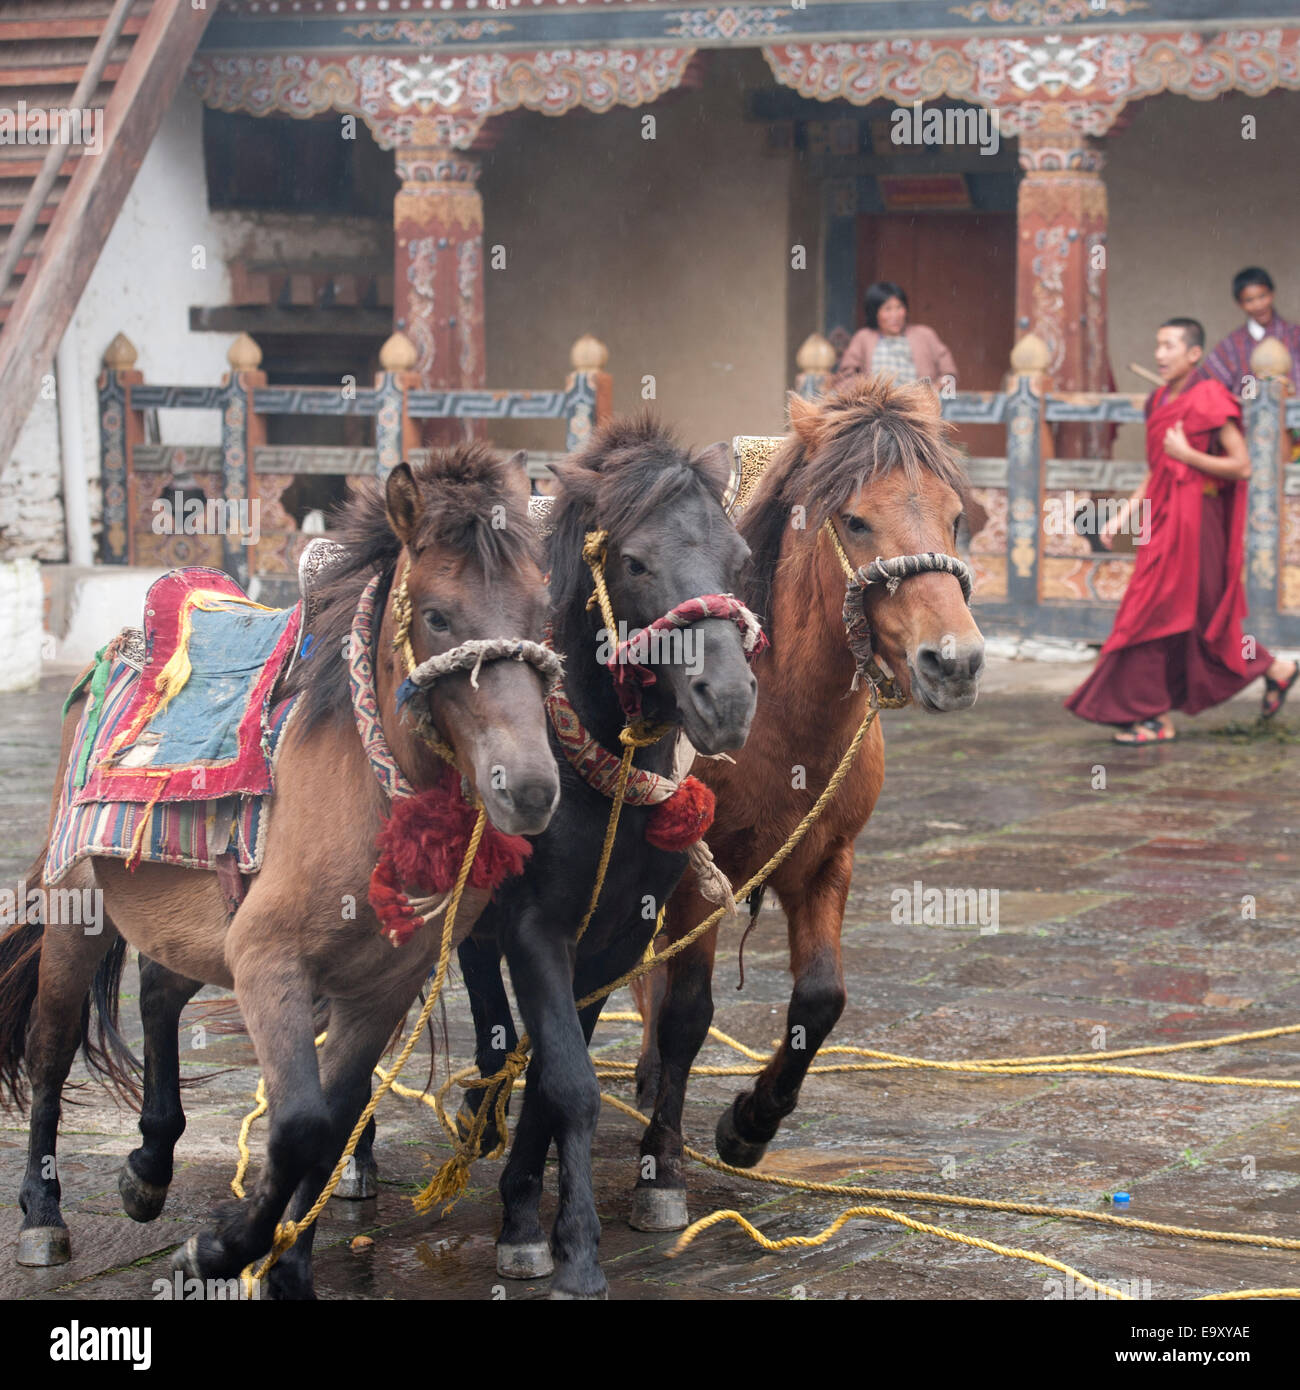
[
  {"xmin": 366, "ymin": 767, "xmax": 534, "ymax": 947},
  {"xmin": 646, "ymin": 776, "xmax": 715, "ymax": 852}
]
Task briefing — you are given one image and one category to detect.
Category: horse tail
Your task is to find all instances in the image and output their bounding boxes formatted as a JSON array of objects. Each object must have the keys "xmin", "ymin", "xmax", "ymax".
[
  {"xmin": 84, "ymin": 933, "xmax": 141, "ymax": 1106},
  {"xmin": 0, "ymin": 850, "xmax": 51, "ymax": 1110},
  {"xmin": 0, "ymin": 849, "xmax": 141, "ymax": 1112}
]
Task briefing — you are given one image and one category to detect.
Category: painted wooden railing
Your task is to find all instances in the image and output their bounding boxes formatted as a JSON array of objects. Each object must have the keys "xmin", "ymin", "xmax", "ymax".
[
  {"xmin": 794, "ymin": 332, "xmax": 1300, "ymax": 649},
  {"xmin": 96, "ymin": 329, "xmax": 611, "ymax": 590}
]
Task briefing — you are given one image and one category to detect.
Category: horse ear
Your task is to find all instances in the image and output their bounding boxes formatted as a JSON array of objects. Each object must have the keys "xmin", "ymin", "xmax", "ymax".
[
  {"xmin": 960, "ymin": 486, "xmax": 988, "ymax": 541},
  {"xmin": 694, "ymin": 440, "xmax": 733, "ymax": 493},
  {"xmin": 548, "ymin": 459, "xmax": 599, "ymax": 506},
  {"xmin": 787, "ymin": 391, "xmax": 823, "ymax": 449},
  {"xmin": 385, "ymin": 462, "xmax": 422, "ymax": 546},
  {"xmin": 507, "ymin": 449, "xmax": 528, "ymax": 473}
]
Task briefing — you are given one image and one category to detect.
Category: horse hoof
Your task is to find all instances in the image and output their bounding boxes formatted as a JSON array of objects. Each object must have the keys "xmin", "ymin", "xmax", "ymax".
[
  {"xmin": 496, "ymin": 1241, "xmax": 554, "ymax": 1279},
  {"xmin": 171, "ymin": 1235, "xmax": 202, "ymax": 1279},
  {"xmin": 119, "ymin": 1162, "xmax": 168, "ymax": 1222},
  {"xmin": 16, "ymin": 1226, "xmax": 71, "ymax": 1267},
  {"xmin": 715, "ymin": 1101, "xmax": 769, "ymax": 1169},
  {"xmin": 549, "ymin": 1279, "xmax": 608, "ymax": 1301},
  {"xmin": 331, "ymin": 1164, "xmax": 378, "ymax": 1201},
  {"xmin": 629, "ymin": 1187, "xmax": 689, "ymax": 1232}
]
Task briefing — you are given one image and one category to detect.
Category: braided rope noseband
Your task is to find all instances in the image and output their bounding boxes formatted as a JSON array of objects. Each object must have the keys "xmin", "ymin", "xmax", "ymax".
[
  {"xmin": 389, "ymin": 556, "xmax": 563, "ymax": 747},
  {"xmin": 824, "ymin": 522, "xmax": 974, "ymax": 700}
]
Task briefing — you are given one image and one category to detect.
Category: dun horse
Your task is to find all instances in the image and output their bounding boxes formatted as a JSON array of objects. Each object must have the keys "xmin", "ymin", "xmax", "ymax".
[
  {"xmin": 455, "ymin": 416, "xmax": 759, "ymax": 1299},
  {"xmin": 0, "ymin": 445, "xmax": 560, "ymax": 1299},
  {"xmin": 629, "ymin": 378, "xmax": 985, "ymax": 1228}
]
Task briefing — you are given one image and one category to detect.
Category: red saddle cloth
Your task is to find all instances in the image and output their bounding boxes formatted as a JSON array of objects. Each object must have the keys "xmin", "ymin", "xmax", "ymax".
[{"xmin": 75, "ymin": 567, "xmax": 301, "ymax": 807}]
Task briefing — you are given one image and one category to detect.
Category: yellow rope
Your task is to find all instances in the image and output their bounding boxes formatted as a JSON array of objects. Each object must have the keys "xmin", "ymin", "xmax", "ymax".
[
  {"xmin": 236, "ymin": 804, "xmax": 487, "ymax": 1292},
  {"xmin": 671, "ymin": 1207, "xmax": 1136, "ymax": 1298}
]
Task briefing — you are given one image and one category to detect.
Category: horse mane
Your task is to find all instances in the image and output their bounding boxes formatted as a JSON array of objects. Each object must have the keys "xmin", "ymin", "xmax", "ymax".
[
  {"xmin": 742, "ymin": 377, "xmax": 969, "ymax": 630},
  {"xmin": 546, "ymin": 413, "xmax": 731, "ymax": 657},
  {"xmin": 286, "ymin": 442, "xmax": 540, "ymax": 731}
]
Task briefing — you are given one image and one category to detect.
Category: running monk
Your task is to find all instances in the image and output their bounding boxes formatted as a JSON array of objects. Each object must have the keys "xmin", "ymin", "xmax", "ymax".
[{"xmin": 1066, "ymin": 317, "xmax": 1298, "ymax": 743}]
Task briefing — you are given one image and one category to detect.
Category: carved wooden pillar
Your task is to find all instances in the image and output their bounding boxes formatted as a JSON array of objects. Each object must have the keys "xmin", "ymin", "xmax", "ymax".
[
  {"xmin": 1015, "ymin": 118, "xmax": 1112, "ymax": 458},
  {"xmin": 393, "ymin": 143, "xmax": 485, "ymax": 442}
]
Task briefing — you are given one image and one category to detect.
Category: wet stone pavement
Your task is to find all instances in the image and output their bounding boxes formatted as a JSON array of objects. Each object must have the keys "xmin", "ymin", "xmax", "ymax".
[{"xmin": 2, "ymin": 662, "xmax": 1299, "ymax": 1302}]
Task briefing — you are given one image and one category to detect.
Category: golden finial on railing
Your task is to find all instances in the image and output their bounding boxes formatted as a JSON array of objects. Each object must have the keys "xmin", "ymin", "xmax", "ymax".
[
  {"xmin": 570, "ymin": 334, "xmax": 609, "ymax": 373},
  {"xmin": 103, "ymin": 332, "xmax": 138, "ymax": 372},
  {"xmin": 796, "ymin": 333, "xmax": 836, "ymax": 375},
  {"xmin": 1009, "ymin": 333, "xmax": 1051, "ymax": 375},
  {"xmin": 379, "ymin": 331, "xmax": 418, "ymax": 373},
  {"xmin": 227, "ymin": 332, "xmax": 263, "ymax": 371}
]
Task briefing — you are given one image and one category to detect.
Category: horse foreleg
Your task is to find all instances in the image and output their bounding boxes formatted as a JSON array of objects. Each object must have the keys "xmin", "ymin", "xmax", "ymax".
[
  {"xmin": 17, "ymin": 909, "xmax": 116, "ymax": 1266},
  {"xmin": 175, "ymin": 937, "xmax": 328, "ymax": 1283},
  {"xmin": 716, "ymin": 842, "xmax": 851, "ymax": 1168},
  {"xmin": 498, "ymin": 907, "xmax": 603, "ymax": 1299},
  {"xmin": 119, "ymin": 956, "xmax": 200, "ymax": 1222},
  {"xmin": 265, "ymin": 996, "xmax": 410, "ymax": 1300},
  {"xmin": 631, "ymin": 887, "xmax": 718, "ymax": 1232}
]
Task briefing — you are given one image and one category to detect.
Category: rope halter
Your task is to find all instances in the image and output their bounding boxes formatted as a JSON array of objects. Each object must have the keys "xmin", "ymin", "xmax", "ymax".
[
  {"xmin": 823, "ymin": 521, "xmax": 974, "ymax": 703},
  {"xmin": 583, "ymin": 529, "xmax": 768, "ymax": 720},
  {"xmin": 389, "ymin": 555, "xmax": 563, "ymax": 758}
]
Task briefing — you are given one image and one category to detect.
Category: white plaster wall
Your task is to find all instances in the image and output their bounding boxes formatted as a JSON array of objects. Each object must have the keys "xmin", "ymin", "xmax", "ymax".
[{"xmin": 2, "ymin": 85, "xmax": 387, "ymax": 560}]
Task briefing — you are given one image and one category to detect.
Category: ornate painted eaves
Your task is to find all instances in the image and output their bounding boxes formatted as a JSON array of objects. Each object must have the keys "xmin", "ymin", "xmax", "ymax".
[
  {"xmin": 763, "ymin": 27, "xmax": 1300, "ymax": 133},
  {"xmin": 189, "ymin": 47, "xmax": 698, "ymax": 146}
]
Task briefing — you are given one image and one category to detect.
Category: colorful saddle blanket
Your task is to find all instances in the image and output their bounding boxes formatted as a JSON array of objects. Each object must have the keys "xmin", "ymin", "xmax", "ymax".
[
  {"xmin": 45, "ymin": 567, "xmax": 302, "ymax": 886},
  {"xmin": 76, "ymin": 568, "xmax": 301, "ymax": 804}
]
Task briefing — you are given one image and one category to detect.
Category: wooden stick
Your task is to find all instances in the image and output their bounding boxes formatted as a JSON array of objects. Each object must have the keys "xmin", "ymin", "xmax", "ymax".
[{"xmin": 1127, "ymin": 361, "xmax": 1164, "ymax": 387}]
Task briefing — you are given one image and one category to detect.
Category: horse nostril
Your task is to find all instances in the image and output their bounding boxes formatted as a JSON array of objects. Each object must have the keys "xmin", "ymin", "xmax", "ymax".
[
  {"xmin": 916, "ymin": 644, "xmax": 952, "ymax": 682},
  {"xmin": 513, "ymin": 780, "xmax": 555, "ymax": 814},
  {"xmin": 918, "ymin": 642, "xmax": 984, "ymax": 683}
]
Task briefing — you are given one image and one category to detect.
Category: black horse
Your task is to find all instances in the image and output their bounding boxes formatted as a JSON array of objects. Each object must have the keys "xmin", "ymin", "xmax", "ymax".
[{"xmin": 455, "ymin": 416, "xmax": 757, "ymax": 1298}]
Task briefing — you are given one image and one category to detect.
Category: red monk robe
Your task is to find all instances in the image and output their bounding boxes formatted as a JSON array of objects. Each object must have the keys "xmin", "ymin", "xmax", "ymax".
[{"xmin": 1067, "ymin": 373, "xmax": 1272, "ymax": 724}]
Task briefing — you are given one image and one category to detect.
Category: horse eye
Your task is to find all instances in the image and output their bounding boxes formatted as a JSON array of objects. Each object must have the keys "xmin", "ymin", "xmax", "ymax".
[
  {"xmin": 625, "ymin": 556, "xmax": 648, "ymax": 577},
  {"xmin": 845, "ymin": 515, "xmax": 870, "ymax": 535},
  {"xmin": 424, "ymin": 609, "xmax": 450, "ymax": 635}
]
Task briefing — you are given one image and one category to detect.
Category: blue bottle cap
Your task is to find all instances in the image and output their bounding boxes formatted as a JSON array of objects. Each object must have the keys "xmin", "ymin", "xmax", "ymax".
[{"xmin": 1112, "ymin": 1191, "xmax": 1131, "ymax": 1205}]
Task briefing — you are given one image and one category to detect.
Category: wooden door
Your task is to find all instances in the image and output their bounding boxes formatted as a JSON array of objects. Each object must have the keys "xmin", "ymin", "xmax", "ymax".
[{"xmin": 856, "ymin": 212, "xmax": 1016, "ymax": 458}]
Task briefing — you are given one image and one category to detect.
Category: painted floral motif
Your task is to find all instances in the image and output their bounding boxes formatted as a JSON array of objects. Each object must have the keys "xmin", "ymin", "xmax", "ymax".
[
  {"xmin": 403, "ymin": 236, "xmax": 439, "ymax": 382},
  {"xmin": 457, "ymin": 239, "xmax": 481, "ymax": 384},
  {"xmin": 664, "ymin": 7, "xmax": 793, "ymax": 41},
  {"xmin": 950, "ymin": 1, "xmax": 1146, "ymax": 24},
  {"xmin": 189, "ymin": 47, "xmax": 697, "ymax": 147},
  {"xmin": 343, "ymin": 19, "xmax": 513, "ymax": 48},
  {"xmin": 762, "ymin": 29, "xmax": 1300, "ymax": 109}
]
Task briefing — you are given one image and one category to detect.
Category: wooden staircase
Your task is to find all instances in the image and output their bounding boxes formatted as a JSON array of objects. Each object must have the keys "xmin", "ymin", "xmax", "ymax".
[{"xmin": 0, "ymin": 0, "xmax": 213, "ymax": 467}]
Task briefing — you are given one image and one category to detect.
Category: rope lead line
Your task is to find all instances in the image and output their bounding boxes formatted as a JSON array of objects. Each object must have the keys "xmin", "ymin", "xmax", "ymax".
[{"xmin": 236, "ymin": 804, "xmax": 486, "ymax": 1293}]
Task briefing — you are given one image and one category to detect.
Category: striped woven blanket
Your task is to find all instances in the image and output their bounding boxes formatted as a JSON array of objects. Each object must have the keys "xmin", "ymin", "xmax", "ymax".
[{"xmin": 47, "ymin": 655, "xmax": 297, "ymax": 884}]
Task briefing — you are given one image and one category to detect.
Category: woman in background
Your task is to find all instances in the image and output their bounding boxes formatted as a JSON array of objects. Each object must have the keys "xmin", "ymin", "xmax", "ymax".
[{"xmin": 835, "ymin": 281, "xmax": 958, "ymax": 388}]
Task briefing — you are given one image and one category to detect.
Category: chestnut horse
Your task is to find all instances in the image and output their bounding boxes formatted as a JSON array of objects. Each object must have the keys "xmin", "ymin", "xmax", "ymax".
[
  {"xmin": 626, "ymin": 378, "xmax": 986, "ymax": 1228},
  {"xmin": 0, "ymin": 445, "xmax": 560, "ymax": 1299}
]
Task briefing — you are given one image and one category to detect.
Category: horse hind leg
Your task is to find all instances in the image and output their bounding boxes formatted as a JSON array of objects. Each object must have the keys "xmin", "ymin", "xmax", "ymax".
[
  {"xmin": 119, "ymin": 956, "xmax": 201, "ymax": 1223},
  {"xmin": 716, "ymin": 848, "xmax": 850, "ymax": 1168},
  {"xmin": 11, "ymin": 873, "xmax": 119, "ymax": 1266}
]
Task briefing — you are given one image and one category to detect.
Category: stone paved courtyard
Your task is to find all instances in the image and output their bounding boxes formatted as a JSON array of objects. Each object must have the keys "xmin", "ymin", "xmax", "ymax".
[{"xmin": 2, "ymin": 660, "xmax": 1299, "ymax": 1302}]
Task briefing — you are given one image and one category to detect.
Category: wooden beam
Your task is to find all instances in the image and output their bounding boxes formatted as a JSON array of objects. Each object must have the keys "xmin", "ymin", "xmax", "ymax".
[
  {"xmin": 0, "ymin": 0, "xmax": 214, "ymax": 469},
  {"xmin": 189, "ymin": 305, "xmax": 394, "ymax": 338}
]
